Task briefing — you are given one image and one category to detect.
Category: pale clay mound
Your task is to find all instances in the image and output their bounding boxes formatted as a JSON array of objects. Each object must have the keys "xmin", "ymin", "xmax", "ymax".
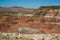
[{"xmin": 14, "ymin": 27, "xmax": 45, "ymax": 34}]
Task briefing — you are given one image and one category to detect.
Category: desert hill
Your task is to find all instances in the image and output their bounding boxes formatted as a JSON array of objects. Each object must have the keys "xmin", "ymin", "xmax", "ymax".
[{"xmin": 0, "ymin": 6, "xmax": 60, "ymax": 34}]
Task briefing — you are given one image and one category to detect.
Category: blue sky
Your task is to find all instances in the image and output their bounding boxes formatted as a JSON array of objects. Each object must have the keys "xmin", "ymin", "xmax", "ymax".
[{"xmin": 0, "ymin": 0, "xmax": 60, "ymax": 8}]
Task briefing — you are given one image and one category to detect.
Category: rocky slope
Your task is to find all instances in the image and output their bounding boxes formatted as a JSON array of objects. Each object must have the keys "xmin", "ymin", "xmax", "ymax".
[{"xmin": 0, "ymin": 33, "xmax": 60, "ymax": 40}]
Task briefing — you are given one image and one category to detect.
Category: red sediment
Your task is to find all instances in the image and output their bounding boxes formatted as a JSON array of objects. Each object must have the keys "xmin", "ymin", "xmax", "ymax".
[{"xmin": 0, "ymin": 14, "xmax": 60, "ymax": 33}]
